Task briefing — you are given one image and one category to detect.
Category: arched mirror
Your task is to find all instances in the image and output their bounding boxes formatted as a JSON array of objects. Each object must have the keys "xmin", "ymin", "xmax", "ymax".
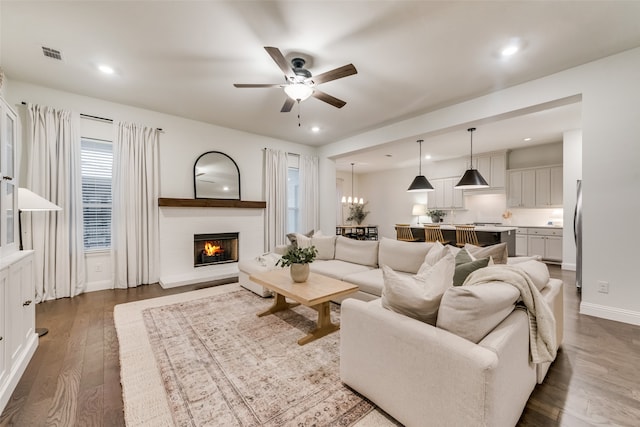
[{"xmin": 193, "ymin": 151, "xmax": 241, "ymax": 199}]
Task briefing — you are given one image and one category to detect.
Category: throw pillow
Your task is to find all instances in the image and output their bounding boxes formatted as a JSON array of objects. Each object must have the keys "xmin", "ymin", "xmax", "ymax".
[
  {"xmin": 453, "ymin": 257, "xmax": 490, "ymax": 286},
  {"xmin": 455, "ymin": 248, "xmax": 473, "ymax": 265},
  {"xmin": 381, "ymin": 252, "xmax": 455, "ymax": 325},
  {"xmin": 311, "ymin": 235, "xmax": 337, "ymax": 260},
  {"xmin": 436, "ymin": 281, "xmax": 520, "ymax": 343},
  {"xmin": 464, "ymin": 242, "xmax": 509, "ymax": 264},
  {"xmin": 286, "ymin": 229, "xmax": 314, "ymax": 247},
  {"xmin": 420, "ymin": 241, "xmax": 446, "ymax": 270}
]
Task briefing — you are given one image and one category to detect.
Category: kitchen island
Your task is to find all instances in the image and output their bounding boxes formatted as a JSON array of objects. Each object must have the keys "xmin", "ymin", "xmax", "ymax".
[{"xmin": 410, "ymin": 225, "xmax": 518, "ymax": 256}]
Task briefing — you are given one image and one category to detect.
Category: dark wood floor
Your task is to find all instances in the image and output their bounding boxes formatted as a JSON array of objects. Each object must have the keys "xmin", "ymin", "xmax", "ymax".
[{"xmin": 1, "ymin": 268, "xmax": 639, "ymax": 426}]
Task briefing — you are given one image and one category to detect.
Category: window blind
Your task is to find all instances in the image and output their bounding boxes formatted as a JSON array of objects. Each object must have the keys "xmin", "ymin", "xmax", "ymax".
[{"xmin": 81, "ymin": 138, "xmax": 113, "ymax": 250}]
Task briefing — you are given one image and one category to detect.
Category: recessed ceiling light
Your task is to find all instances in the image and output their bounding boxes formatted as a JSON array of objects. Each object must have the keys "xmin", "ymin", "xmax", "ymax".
[
  {"xmin": 501, "ymin": 45, "xmax": 519, "ymax": 57},
  {"xmin": 524, "ymin": 137, "xmax": 532, "ymax": 142},
  {"xmin": 98, "ymin": 64, "xmax": 114, "ymax": 74},
  {"xmin": 311, "ymin": 126, "xmax": 320, "ymax": 133},
  {"xmin": 424, "ymin": 154, "xmax": 431, "ymax": 160}
]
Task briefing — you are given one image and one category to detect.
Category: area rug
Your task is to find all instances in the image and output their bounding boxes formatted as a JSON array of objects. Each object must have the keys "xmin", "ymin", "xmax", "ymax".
[{"xmin": 114, "ymin": 283, "xmax": 396, "ymax": 427}]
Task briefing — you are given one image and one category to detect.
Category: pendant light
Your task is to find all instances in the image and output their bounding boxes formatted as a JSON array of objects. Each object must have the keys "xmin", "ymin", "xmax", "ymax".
[
  {"xmin": 455, "ymin": 127, "xmax": 489, "ymax": 189},
  {"xmin": 407, "ymin": 139, "xmax": 434, "ymax": 192},
  {"xmin": 341, "ymin": 163, "xmax": 364, "ymax": 205}
]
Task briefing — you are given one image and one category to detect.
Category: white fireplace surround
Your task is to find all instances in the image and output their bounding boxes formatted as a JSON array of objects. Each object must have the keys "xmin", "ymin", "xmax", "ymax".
[{"xmin": 159, "ymin": 207, "xmax": 264, "ymax": 288}]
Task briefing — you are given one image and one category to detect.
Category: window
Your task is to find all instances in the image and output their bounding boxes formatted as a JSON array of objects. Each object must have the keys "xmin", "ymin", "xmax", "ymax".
[
  {"xmin": 81, "ymin": 138, "xmax": 113, "ymax": 250},
  {"xmin": 286, "ymin": 154, "xmax": 300, "ymax": 234}
]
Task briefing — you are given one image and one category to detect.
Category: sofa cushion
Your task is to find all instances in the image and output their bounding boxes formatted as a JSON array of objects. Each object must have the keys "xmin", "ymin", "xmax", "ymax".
[
  {"xmin": 378, "ymin": 237, "xmax": 432, "ymax": 274},
  {"xmin": 342, "ymin": 268, "xmax": 387, "ymax": 297},
  {"xmin": 453, "ymin": 257, "xmax": 490, "ymax": 286},
  {"xmin": 507, "ymin": 255, "xmax": 542, "ymax": 264},
  {"xmin": 309, "ymin": 259, "xmax": 374, "ymax": 280},
  {"xmin": 465, "ymin": 242, "xmax": 509, "ymax": 264},
  {"xmin": 437, "ymin": 281, "xmax": 521, "ymax": 343},
  {"xmin": 381, "ymin": 252, "xmax": 455, "ymax": 325},
  {"xmin": 334, "ymin": 236, "xmax": 379, "ymax": 267},
  {"xmin": 512, "ymin": 260, "xmax": 550, "ymax": 291},
  {"xmin": 311, "ymin": 235, "xmax": 337, "ymax": 260},
  {"xmin": 286, "ymin": 229, "xmax": 314, "ymax": 247}
]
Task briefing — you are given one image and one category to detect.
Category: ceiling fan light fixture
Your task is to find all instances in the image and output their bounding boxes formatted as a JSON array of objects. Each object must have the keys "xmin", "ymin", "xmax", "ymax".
[{"xmin": 284, "ymin": 83, "xmax": 313, "ymax": 101}]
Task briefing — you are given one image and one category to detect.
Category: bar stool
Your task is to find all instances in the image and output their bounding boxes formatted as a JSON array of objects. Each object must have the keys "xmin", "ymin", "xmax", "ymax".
[
  {"xmin": 424, "ymin": 224, "xmax": 450, "ymax": 245},
  {"xmin": 395, "ymin": 224, "xmax": 419, "ymax": 242},
  {"xmin": 455, "ymin": 224, "xmax": 480, "ymax": 247}
]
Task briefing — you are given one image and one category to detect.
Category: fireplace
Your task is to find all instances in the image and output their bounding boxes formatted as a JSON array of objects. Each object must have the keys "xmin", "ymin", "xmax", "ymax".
[{"xmin": 194, "ymin": 233, "xmax": 239, "ymax": 267}]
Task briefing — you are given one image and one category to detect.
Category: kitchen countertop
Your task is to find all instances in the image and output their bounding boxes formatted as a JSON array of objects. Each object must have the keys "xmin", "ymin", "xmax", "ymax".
[{"xmin": 436, "ymin": 224, "xmax": 518, "ymax": 232}]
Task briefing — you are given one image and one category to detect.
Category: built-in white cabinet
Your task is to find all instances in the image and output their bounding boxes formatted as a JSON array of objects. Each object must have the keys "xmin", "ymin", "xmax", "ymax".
[
  {"xmin": 517, "ymin": 227, "xmax": 563, "ymax": 263},
  {"xmin": 508, "ymin": 165, "xmax": 563, "ymax": 208},
  {"xmin": 472, "ymin": 151, "xmax": 507, "ymax": 189},
  {"xmin": 0, "ymin": 251, "xmax": 37, "ymax": 414},
  {"xmin": 427, "ymin": 177, "xmax": 464, "ymax": 210},
  {"xmin": 1, "ymin": 96, "xmax": 19, "ymax": 256}
]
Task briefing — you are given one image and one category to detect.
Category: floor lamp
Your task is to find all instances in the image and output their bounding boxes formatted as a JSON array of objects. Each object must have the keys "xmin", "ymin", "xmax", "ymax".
[{"xmin": 18, "ymin": 188, "xmax": 62, "ymax": 337}]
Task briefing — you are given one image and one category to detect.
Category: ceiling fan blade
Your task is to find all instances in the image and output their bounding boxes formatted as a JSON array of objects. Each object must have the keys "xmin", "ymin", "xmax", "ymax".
[
  {"xmin": 308, "ymin": 64, "xmax": 357, "ymax": 85},
  {"xmin": 233, "ymin": 83, "xmax": 282, "ymax": 88},
  {"xmin": 281, "ymin": 97, "xmax": 295, "ymax": 113},
  {"xmin": 312, "ymin": 90, "xmax": 347, "ymax": 109},
  {"xmin": 265, "ymin": 46, "xmax": 293, "ymax": 77}
]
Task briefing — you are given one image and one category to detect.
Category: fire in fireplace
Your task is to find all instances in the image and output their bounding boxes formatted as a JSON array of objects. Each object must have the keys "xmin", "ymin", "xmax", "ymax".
[{"xmin": 194, "ymin": 232, "xmax": 239, "ymax": 267}]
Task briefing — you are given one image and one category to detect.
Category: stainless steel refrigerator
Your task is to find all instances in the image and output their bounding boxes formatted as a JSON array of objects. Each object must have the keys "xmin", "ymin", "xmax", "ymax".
[{"xmin": 574, "ymin": 180, "xmax": 582, "ymax": 290}]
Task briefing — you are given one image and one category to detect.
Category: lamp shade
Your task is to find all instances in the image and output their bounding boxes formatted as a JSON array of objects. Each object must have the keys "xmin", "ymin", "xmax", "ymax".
[
  {"xmin": 455, "ymin": 169, "xmax": 489, "ymax": 189},
  {"xmin": 284, "ymin": 83, "xmax": 313, "ymax": 101},
  {"xmin": 18, "ymin": 188, "xmax": 62, "ymax": 211},
  {"xmin": 412, "ymin": 203, "xmax": 427, "ymax": 215},
  {"xmin": 407, "ymin": 175, "xmax": 434, "ymax": 192}
]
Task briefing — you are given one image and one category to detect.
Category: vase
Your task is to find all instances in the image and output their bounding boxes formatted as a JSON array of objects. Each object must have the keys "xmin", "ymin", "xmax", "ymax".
[{"xmin": 290, "ymin": 263, "xmax": 310, "ymax": 283}]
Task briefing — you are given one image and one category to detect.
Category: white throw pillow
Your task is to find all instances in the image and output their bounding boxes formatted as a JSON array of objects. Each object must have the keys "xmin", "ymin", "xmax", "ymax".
[
  {"xmin": 311, "ymin": 235, "xmax": 336, "ymax": 260},
  {"xmin": 381, "ymin": 252, "xmax": 455, "ymax": 325},
  {"xmin": 295, "ymin": 233, "xmax": 312, "ymax": 248},
  {"xmin": 420, "ymin": 241, "xmax": 445, "ymax": 269},
  {"xmin": 464, "ymin": 243, "xmax": 508, "ymax": 264},
  {"xmin": 436, "ymin": 281, "xmax": 520, "ymax": 343}
]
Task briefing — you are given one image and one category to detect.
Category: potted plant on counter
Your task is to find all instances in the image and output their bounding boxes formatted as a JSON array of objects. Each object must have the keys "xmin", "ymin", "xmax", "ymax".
[
  {"xmin": 276, "ymin": 245, "xmax": 318, "ymax": 282},
  {"xmin": 427, "ymin": 209, "xmax": 445, "ymax": 223}
]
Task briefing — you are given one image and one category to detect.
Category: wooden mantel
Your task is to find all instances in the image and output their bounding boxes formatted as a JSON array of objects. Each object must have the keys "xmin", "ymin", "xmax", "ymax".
[{"xmin": 158, "ymin": 198, "xmax": 266, "ymax": 209}]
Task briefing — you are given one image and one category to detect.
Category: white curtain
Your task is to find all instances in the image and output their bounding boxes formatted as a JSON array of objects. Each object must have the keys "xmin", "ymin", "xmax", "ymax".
[
  {"xmin": 264, "ymin": 149, "xmax": 288, "ymax": 250},
  {"xmin": 111, "ymin": 121, "xmax": 160, "ymax": 288},
  {"xmin": 298, "ymin": 154, "xmax": 319, "ymax": 233},
  {"xmin": 26, "ymin": 104, "xmax": 85, "ymax": 301}
]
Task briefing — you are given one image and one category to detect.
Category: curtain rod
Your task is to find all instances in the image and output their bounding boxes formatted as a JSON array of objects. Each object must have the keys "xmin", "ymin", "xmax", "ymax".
[
  {"xmin": 21, "ymin": 101, "xmax": 164, "ymax": 132},
  {"xmin": 263, "ymin": 147, "xmax": 298, "ymax": 156}
]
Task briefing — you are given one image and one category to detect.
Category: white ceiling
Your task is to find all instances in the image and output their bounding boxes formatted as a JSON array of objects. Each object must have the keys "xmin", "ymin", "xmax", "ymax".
[{"xmin": 2, "ymin": 1, "xmax": 639, "ymax": 171}]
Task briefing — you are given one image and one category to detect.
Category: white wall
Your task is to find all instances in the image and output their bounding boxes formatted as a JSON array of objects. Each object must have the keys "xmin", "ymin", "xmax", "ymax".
[
  {"xmin": 319, "ymin": 47, "xmax": 640, "ymax": 325},
  {"xmin": 7, "ymin": 81, "xmax": 317, "ymax": 291}
]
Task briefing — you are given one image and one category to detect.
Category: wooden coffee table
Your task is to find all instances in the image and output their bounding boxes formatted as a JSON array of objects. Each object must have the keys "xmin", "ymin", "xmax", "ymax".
[{"xmin": 249, "ymin": 268, "xmax": 359, "ymax": 345}]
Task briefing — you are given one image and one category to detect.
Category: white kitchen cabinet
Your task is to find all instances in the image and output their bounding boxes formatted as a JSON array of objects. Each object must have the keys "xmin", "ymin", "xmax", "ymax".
[
  {"xmin": 472, "ymin": 151, "xmax": 507, "ymax": 189},
  {"xmin": 521, "ymin": 227, "xmax": 563, "ymax": 263},
  {"xmin": 427, "ymin": 177, "xmax": 464, "ymax": 209},
  {"xmin": 515, "ymin": 228, "xmax": 528, "ymax": 257},
  {"xmin": 507, "ymin": 169, "xmax": 535, "ymax": 208},
  {"xmin": 508, "ymin": 165, "xmax": 562, "ymax": 208},
  {"xmin": 0, "ymin": 251, "xmax": 37, "ymax": 414}
]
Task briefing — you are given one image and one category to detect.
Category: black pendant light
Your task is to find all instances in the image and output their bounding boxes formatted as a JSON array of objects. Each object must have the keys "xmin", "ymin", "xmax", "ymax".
[
  {"xmin": 407, "ymin": 139, "xmax": 434, "ymax": 192},
  {"xmin": 455, "ymin": 127, "xmax": 489, "ymax": 189}
]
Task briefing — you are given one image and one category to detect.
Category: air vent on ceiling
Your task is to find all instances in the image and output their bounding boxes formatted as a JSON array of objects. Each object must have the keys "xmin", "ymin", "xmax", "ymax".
[{"xmin": 42, "ymin": 46, "xmax": 63, "ymax": 60}]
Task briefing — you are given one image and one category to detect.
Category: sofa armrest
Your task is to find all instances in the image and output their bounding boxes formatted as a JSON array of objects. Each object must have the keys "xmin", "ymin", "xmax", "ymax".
[{"xmin": 340, "ymin": 299, "xmax": 537, "ymax": 427}]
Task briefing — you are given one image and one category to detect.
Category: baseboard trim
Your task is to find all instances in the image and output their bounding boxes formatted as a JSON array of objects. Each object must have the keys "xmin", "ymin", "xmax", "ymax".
[
  {"xmin": 84, "ymin": 279, "xmax": 113, "ymax": 293},
  {"xmin": 580, "ymin": 302, "xmax": 640, "ymax": 326},
  {"xmin": 562, "ymin": 262, "xmax": 576, "ymax": 271}
]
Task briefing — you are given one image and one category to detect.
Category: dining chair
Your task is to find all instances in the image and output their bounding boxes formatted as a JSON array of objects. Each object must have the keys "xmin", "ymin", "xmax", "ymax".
[
  {"xmin": 424, "ymin": 224, "xmax": 450, "ymax": 245},
  {"xmin": 455, "ymin": 224, "xmax": 480, "ymax": 247},
  {"xmin": 395, "ymin": 224, "xmax": 419, "ymax": 242}
]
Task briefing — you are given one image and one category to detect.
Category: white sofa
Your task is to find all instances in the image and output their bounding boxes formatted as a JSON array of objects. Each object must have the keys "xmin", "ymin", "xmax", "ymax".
[{"xmin": 239, "ymin": 235, "xmax": 564, "ymax": 426}]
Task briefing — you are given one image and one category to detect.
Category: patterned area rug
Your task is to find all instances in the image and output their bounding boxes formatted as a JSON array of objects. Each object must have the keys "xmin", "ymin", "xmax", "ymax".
[{"xmin": 114, "ymin": 283, "xmax": 395, "ymax": 427}]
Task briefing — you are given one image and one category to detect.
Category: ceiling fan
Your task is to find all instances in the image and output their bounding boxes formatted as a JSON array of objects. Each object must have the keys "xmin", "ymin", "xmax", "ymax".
[{"xmin": 234, "ymin": 46, "xmax": 357, "ymax": 112}]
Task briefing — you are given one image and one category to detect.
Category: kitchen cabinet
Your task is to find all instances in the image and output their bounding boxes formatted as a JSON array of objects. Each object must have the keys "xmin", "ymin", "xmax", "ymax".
[
  {"xmin": 472, "ymin": 151, "xmax": 507, "ymax": 189},
  {"xmin": 519, "ymin": 227, "xmax": 563, "ymax": 263},
  {"xmin": 508, "ymin": 165, "xmax": 562, "ymax": 208},
  {"xmin": 427, "ymin": 177, "xmax": 464, "ymax": 210},
  {"xmin": 0, "ymin": 251, "xmax": 37, "ymax": 413}
]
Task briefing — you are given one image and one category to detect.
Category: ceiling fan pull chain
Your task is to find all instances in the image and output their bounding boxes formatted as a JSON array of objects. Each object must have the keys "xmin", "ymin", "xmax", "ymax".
[{"xmin": 297, "ymin": 100, "xmax": 301, "ymax": 127}]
